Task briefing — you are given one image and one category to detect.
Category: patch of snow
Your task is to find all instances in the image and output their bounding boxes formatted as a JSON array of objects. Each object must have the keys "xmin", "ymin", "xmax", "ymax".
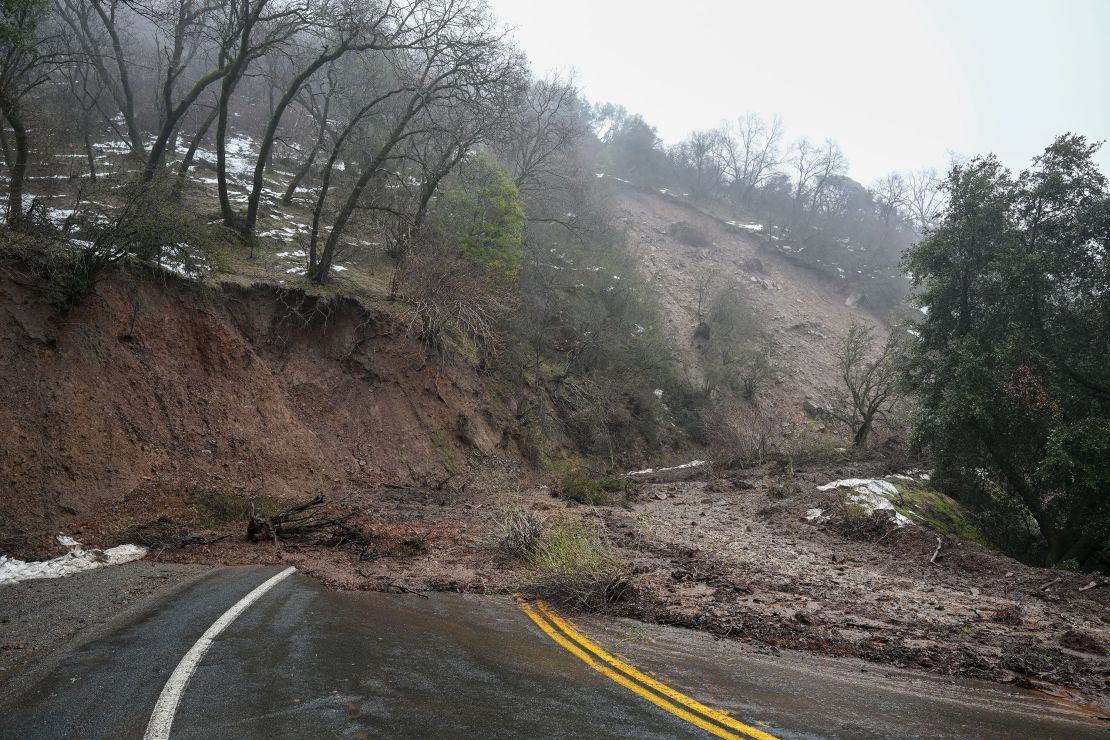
[
  {"xmin": 804, "ymin": 508, "xmax": 826, "ymax": 522},
  {"xmin": 627, "ymin": 460, "xmax": 708, "ymax": 477},
  {"xmin": 0, "ymin": 535, "xmax": 147, "ymax": 585},
  {"xmin": 653, "ymin": 388, "xmax": 664, "ymax": 398},
  {"xmin": 818, "ymin": 478, "xmax": 898, "ymax": 495},
  {"xmin": 817, "ymin": 478, "xmax": 913, "ymax": 527}
]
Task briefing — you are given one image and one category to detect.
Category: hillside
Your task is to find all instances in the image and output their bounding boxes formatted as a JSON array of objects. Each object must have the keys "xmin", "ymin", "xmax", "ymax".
[
  {"xmin": 0, "ymin": 268, "xmax": 512, "ymax": 556},
  {"xmin": 613, "ymin": 183, "xmax": 888, "ymax": 414}
]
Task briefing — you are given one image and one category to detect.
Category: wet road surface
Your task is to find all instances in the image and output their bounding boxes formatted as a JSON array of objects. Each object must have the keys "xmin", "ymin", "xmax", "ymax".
[{"xmin": 1, "ymin": 566, "xmax": 1105, "ymax": 739}]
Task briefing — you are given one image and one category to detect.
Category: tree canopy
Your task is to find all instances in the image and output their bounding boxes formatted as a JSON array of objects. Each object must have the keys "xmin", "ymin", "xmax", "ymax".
[{"xmin": 903, "ymin": 134, "xmax": 1110, "ymax": 570}]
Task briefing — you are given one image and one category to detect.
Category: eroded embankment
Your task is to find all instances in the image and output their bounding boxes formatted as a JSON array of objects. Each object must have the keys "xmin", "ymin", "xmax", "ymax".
[{"xmin": 0, "ymin": 268, "xmax": 510, "ymax": 556}]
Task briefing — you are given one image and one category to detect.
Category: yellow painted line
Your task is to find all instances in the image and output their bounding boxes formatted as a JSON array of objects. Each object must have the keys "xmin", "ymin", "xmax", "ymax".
[
  {"xmin": 533, "ymin": 601, "xmax": 777, "ymax": 739},
  {"xmin": 518, "ymin": 599, "xmax": 778, "ymax": 740}
]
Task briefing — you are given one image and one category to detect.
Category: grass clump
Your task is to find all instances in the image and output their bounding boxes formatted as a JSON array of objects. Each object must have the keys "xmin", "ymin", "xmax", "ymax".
[
  {"xmin": 498, "ymin": 507, "xmax": 543, "ymax": 558},
  {"xmin": 527, "ymin": 514, "xmax": 628, "ymax": 610},
  {"xmin": 558, "ymin": 472, "xmax": 633, "ymax": 505}
]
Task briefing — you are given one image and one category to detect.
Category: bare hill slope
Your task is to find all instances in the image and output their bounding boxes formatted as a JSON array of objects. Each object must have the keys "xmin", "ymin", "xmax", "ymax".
[{"xmin": 615, "ymin": 184, "xmax": 888, "ymax": 424}]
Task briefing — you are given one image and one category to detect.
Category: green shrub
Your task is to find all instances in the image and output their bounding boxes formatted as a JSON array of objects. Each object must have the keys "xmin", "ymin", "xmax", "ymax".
[{"xmin": 558, "ymin": 472, "xmax": 632, "ymax": 505}]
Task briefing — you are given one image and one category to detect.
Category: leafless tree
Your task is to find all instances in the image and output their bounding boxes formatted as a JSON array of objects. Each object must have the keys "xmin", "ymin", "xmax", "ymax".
[
  {"xmin": 212, "ymin": 0, "xmax": 305, "ymax": 230},
  {"xmin": 675, "ymin": 129, "xmax": 721, "ymax": 199},
  {"xmin": 496, "ymin": 73, "xmax": 580, "ymax": 199},
  {"xmin": 907, "ymin": 167, "xmax": 944, "ymax": 234},
  {"xmin": 309, "ymin": 0, "xmax": 517, "ymax": 282},
  {"xmin": 716, "ymin": 113, "xmax": 783, "ymax": 204},
  {"xmin": 54, "ymin": 0, "xmax": 147, "ymax": 155},
  {"xmin": 871, "ymin": 172, "xmax": 907, "ymax": 226},
  {"xmin": 825, "ymin": 322, "xmax": 902, "ymax": 448}
]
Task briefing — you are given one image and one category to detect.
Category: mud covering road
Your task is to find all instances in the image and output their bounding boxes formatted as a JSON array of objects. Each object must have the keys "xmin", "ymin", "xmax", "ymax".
[{"xmin": 1, "ymin": 566, "xmax": 1106, "ymax": 739}]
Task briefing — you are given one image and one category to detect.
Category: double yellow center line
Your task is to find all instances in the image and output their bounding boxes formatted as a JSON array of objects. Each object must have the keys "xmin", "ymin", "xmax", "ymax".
[{"xmin": 518, "ymin": 598, "xmax": 778, "ymax": 740}]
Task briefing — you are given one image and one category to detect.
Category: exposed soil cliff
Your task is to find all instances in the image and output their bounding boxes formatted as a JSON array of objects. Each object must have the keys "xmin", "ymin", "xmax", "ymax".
[{"xmin": 0, "ymin": 268, "xmax": 509, "ymax": 555}]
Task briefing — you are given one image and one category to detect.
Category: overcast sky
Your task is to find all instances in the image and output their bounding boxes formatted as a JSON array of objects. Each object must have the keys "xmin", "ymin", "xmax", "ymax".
[{"xmin": 486, "ymin": 0, "xmax": 1110, "ymax": 184}]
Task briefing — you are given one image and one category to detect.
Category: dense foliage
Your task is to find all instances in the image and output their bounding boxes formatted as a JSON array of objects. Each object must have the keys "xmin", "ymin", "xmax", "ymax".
[{"xmin": 903, "ymin": 135, "xmax": 1110, "ymax": 571}]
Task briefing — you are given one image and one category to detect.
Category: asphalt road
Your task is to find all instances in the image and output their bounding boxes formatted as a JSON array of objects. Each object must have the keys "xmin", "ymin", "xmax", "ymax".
[{"xmin": 1, "ymin": 566, "xmax": 1106, "ymax": 739}]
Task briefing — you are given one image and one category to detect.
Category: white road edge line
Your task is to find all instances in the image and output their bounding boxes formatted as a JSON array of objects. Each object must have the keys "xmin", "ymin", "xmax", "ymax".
[{"xmin": 143, "ymin": 566, "xmax": 296, "ymax": 740}]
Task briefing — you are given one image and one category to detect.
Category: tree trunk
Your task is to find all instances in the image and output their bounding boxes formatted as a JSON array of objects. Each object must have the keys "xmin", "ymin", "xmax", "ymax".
[
  {"xmin": 89, "ymin": 0, "xmax": 145, "ymax": 156},
  {"xmin": 177, "ymin": 105, "xmax": 218, "ymax": 179},
  {"xmin": 314, "ymin": 113, "xmax": 417, "ymax": 282},
  {"xmin": 281, "ymin": 145, "xmax": 317, "ymax": 204},
  {"xmin": 216, "ymin": 70, "xmax": 241, "ymax": 230},
  {"xmin": 144, "ymin": 66, "xmax": 229, "ymax": 180},
  {"xmin": 244, "ymin": 51, "xmax": 346, "ymax": 237},
  {"xmin": 852, "ymin": 418, "xmax": 872, "ymax": 448},
  {"xmin": 83, "ymin": 131, "xmax": 97, "ymax": 180},
  {"xmin": 0, "ymin": 119, "xmax": 12, "ymax": 169},
  {"xmin": 1, "ymin": 102, "xmax": 29, "ymax": 225}
]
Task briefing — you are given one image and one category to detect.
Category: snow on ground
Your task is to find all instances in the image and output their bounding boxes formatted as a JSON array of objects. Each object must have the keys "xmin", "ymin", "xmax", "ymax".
[
  {"xmin": 817, "ymin": 478, "xmax": 914, "ymax": 526},
  {"xmin": 0, "ymin": 535, "xmax": 147, "ymax": 585},
  {"xmin": 804, "ymin": 507, "xmax": 826, "ymax": 521},
  {"xmin": 726, "ymin": 220, "xmax": 764, "ymax": 231},
  {"xmin": 628, "ymin": 460, "xmax": 708, "ymax": 477},
  {"xmin": 191, "ymin": 133, "xmax": 258, "ymax": 179}
]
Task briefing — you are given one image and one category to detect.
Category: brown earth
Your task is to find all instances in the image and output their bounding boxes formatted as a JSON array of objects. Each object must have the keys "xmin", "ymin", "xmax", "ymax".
[
  {"xmin": 614, "ymin": 184, "xmax": 888, "ymax": 420},
  {"xmin": 0, "ymin": 267, "xmax": 512, "ymax": 557},
  {"xmin": 598, "ymin": 471, "xmax": 1110, "ymax": 714},
  {"xmin": 42, "ymin": 461, "xmax": 1108, "ymax": 715}
]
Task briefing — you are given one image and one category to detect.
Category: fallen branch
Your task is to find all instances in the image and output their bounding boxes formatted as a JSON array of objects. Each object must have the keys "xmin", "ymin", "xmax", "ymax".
[
  {"xmin": 1039, "ymin": 577, "xmax": 1062, "ymax": 591},
  {"xmin": 1078, "ymin": 581, "xmax": 1103, "ymax": 592},
  {"xmin": 929, "ymin": 537, "xmax": 943, "ymax": 564},
  {"xmin": 246, "ymin": 494, "xmax": 372, "ymax": 551}
]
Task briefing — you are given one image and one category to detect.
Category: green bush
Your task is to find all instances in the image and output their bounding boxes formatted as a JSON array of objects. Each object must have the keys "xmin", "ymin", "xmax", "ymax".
[
  {"xmin": 558, "ymin": 472, "xmax": 632, "ymax": 505},
  {"xmin": 438, "ymin": 155, "xmax": 525, "ymax": 280}
]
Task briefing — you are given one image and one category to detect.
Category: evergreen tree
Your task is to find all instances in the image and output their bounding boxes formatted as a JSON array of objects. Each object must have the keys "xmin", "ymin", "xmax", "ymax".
[{"xmin": 903, "ymin": 135, "xmax": 1110, "ymax": 570}]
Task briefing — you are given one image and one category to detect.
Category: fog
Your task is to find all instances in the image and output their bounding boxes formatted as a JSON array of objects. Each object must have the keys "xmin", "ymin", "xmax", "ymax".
[{"xmin": 489, "ymin": 0, "xmax": 1110, "ymax": 183}]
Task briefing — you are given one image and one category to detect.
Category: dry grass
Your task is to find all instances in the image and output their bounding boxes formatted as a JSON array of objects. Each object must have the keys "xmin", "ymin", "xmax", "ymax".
[
  {"xmin": 498, "ymin": 507, "xmax": 542, "ymax": 558},
  {"xmin": 526, "ymin": 514, "xmax": 628, "ymax": 610}
]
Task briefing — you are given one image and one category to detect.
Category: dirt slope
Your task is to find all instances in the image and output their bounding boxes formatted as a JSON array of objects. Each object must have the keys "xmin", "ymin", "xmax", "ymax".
[
  {"xmin": 0, "ymin": 269, "xmax": 509, "ymax": 554},
  {"xmin": 615, "ymin": 184, "xmax": 887, "ymax": 418}
]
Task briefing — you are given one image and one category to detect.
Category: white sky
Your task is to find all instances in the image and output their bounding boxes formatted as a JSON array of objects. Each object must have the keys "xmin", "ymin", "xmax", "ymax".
[{"xmin": 487, "ymin": 0, "xmax": 1110, "ymax": 184}]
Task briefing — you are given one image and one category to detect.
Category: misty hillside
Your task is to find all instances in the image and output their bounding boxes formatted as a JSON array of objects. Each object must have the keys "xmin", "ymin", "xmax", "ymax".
[{"xmin": 1, "ymin": 0, "xmax": 1108, "ymax": 726}]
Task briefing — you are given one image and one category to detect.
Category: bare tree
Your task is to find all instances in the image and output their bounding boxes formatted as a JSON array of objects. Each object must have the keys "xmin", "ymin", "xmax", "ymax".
[
  {"xmin": 213, "ymin": 0, "xmax": 304, "ymax": 230},
  {"xmin": 872, "ymin": 171, "xmax": 907, "ymax": 226},
  {"xmin": 825, "ymin": 322, "xmax": 901, "ymax": 448},
  {"xmin": 137, "ymin": 0, "xmax": 246, "ymax": 179},
  {"xmin": 497, "ymin": 73, "xmax": 580, "ymax": 199},
  {"xmin": 675, "ymin": 129, "xmax": 720, "ymax": 199},
  {"xmin": 279, "ymin": 67, "xmax": 335, "ymax": 203},
  {"xmin": 238, "ymin": 0, "xmax": 438, "ymax": 237},
  {"xmin": 716, "ymin": 113, "xmax": 783, "ymax": 204},
  {"xmin": 907, "ymin": 167, "xmax": 944, "ymax": 234},
  {"xmin": 309, "ymin": 0, "xmax": 517, "ymax": 282}
]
